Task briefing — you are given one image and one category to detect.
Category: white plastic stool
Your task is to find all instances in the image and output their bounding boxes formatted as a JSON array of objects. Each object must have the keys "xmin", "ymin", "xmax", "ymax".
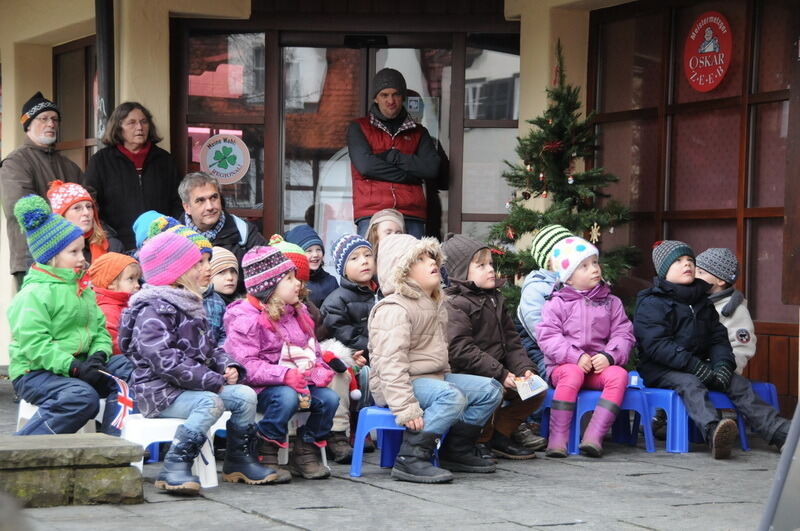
[
  {"xmin": 16, "ymin": 399, "xmax": 105, "ymax": 433},
  {"xmin": 120, "ymin": 411, "xmax": 231, "ymax": 488}
]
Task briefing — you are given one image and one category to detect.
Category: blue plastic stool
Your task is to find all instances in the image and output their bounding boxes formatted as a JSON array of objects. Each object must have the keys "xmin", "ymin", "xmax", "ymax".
[
  {"xmin": 350, "ymin": 406, "xmax": 405, "ymax": 477},
  {"xmin": 641, "ymin": 387, "xmax": 690, "ymax": 453},
  {"xmin": 752, "ymin": 381, "xmax": 779, "ymax": 411}
]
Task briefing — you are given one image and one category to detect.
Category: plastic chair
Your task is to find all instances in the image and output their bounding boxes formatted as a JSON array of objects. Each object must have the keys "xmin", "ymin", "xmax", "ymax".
[
  {"xmin": 641, "ymin": 387, "xmax": 690, "ymax": 453},
  {"xmin": 17, "ymin": 399, "xmax": 105, "ymax": 433},
  {"xmin": 350, "ymin": 406, "xmax": 406, "ymax": 477},
  {"xmin": 752, "ymin": 381, "xmax": 779, "ymax": 411}
]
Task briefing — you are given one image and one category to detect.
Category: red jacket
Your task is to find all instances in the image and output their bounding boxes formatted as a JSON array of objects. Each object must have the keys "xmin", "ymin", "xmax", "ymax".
[{"xmin": 94, "ymin": 287, "xmax": 131, "ymax": 355}]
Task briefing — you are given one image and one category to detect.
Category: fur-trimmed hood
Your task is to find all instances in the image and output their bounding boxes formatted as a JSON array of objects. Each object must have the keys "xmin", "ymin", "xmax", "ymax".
[{"xmin": 376, "ymin": 234, "xmax": 445, "ymax": 299}]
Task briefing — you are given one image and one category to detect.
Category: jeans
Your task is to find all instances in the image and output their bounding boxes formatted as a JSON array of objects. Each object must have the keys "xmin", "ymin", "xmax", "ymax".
[
  {"xmin": 355, "ymin": 216, "xmax": 425, "ymax": 239},
  {"xmin": 256, "ymin": 385, "xmax": 339, "ymax": 443},
  {"xmin": 157, "ymin": 384, "xmax": 257, "ymax": 435},
  {"xmin": 100, "ymin": 355, "xmax": 136, "ymax": 436},
  {"xmin": 14, "ymin": 370, "xmax": 102, "ymax": 435},
  {"xmin": 411, "ymin": 373, "xmax": 503, "ymax": 435}
]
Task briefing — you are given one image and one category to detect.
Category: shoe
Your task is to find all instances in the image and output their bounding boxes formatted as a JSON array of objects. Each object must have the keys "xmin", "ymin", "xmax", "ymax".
[
  {"xmin": 709, "ymin": 418, "xmax": 738, "ymax": 460},
  {"xmin": 391, "ymin": 430, "xmax": 453, "ymax": 484},
  {"xmin": 363, "ymin": 434, "xmax": 376, "ymax": 453},
  {"xmin": 438, "ymin": 422, "xmax": 496, "ymax": 473},
  {"xmin": 652, "ymin": 410, "xmax": 667, "ymax": 441},
  {"xmin": 770, "ymin": 422, "xmax": 789, "ymax": 453},
  {"xmin": 287, "ymin": 437, "xmax": 330, "ymax": 479},
  {"xmin": 490, "ymin": 432, "xmax": 536, "ymax": 460},
  {"xmin": 475, "ymin": 442, "xmax": 497, "ymax": 462},
  {"xmin": 512, "ymin": 422, "xmax": 547, "ymax": 451},
  {"xmin": 222, "ymin": 422, "xmax": 278, "ymax": 485},
  {"xmin": 326, "ymin": 431, "xmax": 353, "ymax": 464},
  {"xmin": 255, "ymin": 434, "xmax": 292, "ymax": 484},
  {"xmin": 154, "ymin": 425, "xmax": 206, "ymax": 495}
]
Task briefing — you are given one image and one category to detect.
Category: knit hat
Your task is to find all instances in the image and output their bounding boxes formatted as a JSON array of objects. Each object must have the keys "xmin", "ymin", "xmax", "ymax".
[
  {"xmin": 652, "ymin": 240, "xmax": 695, "ymax": 279},
  {"xmin": 285, "ymin": 224, "xmax": 324, "ymax": 253},
  {"xmin": 46, "ymin": 180, "xmax": 93, "ymax": 216},
  {"xmin": 88, "ymin": 252, "xmax": 138, "ymax": 289},
  {"xmin": 269, "ymin": 234, "xmax": 310, "ymax": 282},
  {"xmin": 242, "ymin": 246, "xmax": 296, "ymax": 299},
  {"xmin": 441, "ymin": 233, "xmax": 489, "ymax": 282},
  {"xmin": 331, "ymin": 234, "xmax": 372, "ymax": 277},
  {"xmin": 139, "ymin": 231, "xmax": 202, "ymax": 286},
  {"xmin": 552, "ymin": 237, "xmax": 599, "ymax": 284},
  {"xmin": 148, "ymin": 216, "xmax": 212, "ymax": 256},
  {"xmin": 14, "ymin": 195, "xmax": 83, "ymax": 264},
  {"xmin": 133, "ymin": 210, "xmax": 164, "ymax": 248},
  {"xmin": 696, "ymin": 248, "xmax": 738, "ymax": 284},
  {"xmin": 367, "ymin": 208, "xmax": 405, "ymax": 234},
  {"xmin": 371, "ymin": 68, "xmax": 407, "ymax": 99},
  {"xmin": 210, "ymin": 246, "xmax": 238, "ymax": 278},
  {"xmin": 20, "ymin": 91, "xmax": 59, "ymax": 132},
  {"xmin": 530, "ymin": 224, "xmax": 574, "ymax": 269}
]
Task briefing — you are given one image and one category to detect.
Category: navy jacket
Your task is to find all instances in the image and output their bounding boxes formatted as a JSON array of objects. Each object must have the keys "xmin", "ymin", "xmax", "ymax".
[
  {"xmin": 320, "ymin": 277, "xmax": 376, "ymax": 355},
  {"xmin": 307, "ymin": 266, "xmax": 339, "ymax": 308}
]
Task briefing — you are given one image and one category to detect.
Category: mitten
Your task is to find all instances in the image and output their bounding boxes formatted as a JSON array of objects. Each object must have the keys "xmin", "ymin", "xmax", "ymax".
[
  {"xmin": 710, "ymin": 361, "xmax": 735, "ymax": 392},
  {"xmin": 306, "ymin": 361, "xmax": 335, "ymax": 388},
  {"xmin": 687, "ymin": 358, "xmax": 715, "ymax": 386},
  {"xmin": 69, "ymin": 357, "xmax": 111, "ymax": 394},
  {"xmin": 322, "ymin": 351, "xmax": 347, "ymax": 373},
  {"xmin": 283, "ymin": 368, "xmax": 310, "ymax": 394}
]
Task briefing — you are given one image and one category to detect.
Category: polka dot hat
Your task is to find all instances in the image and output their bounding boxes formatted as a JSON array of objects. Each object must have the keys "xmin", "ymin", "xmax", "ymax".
[{"xmin": 551, "ymin": 236, "xmax": 599, "ymax": 284}]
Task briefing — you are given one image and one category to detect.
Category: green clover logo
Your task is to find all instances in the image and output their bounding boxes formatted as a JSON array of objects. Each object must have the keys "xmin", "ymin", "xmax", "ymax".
[{"xmin": 211, "ymin": 145, "xmax": 237, "ymax": 170}]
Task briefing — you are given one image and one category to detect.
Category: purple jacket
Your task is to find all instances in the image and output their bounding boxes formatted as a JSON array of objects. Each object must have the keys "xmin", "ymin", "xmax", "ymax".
[
  {"xmin": 118, "ymin": 285, "xmax": 244, "ymax": 417},
  {"xmin": 223, "ymin": 299, "xmax": 333, "ymax": 394},
  {"xmin": 535, "ymin": 283, "xmax": 634, "ymax": 377}
]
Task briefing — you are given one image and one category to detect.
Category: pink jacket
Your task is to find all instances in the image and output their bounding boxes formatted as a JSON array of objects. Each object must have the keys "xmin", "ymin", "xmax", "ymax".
[
  {"xmin": 536, "ymin": 283, "xmax": 634, "ymax": 378},
  {"xmin": 223, "ymin": 299, "xmax": 333, "ymax": 393}
]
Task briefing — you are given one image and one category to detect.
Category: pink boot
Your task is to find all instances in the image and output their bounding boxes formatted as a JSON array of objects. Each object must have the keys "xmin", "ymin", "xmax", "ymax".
[
  {"xmin": 545, "ymin": 401, "xmax": 575, "ymax": 458},
  {"xmin": 579, "ymin": 399, "xmax": 619, "ymax": 458}
]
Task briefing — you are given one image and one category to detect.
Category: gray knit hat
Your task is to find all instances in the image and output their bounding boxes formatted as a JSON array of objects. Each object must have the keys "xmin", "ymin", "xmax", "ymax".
[
  {"xmin": 530, "ymin": 225, "xmax": 574, "ymax": 269},
  {"xmin": 652, "ymin": 240, "xmax": 695, "ymax": 278},
  {"xmin": 371, "ymin": 68, "xmax": 407, "ymax": 99},
  {"xmin": 442, "ymin": 233, "xmax": 489, "ymax": 282},
  {"xmin": 696, "ymin": 248, "xmax": 738, "ymax": 284}
]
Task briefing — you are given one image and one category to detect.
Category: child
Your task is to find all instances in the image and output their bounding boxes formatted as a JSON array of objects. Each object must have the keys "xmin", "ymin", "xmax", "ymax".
[
  {"xmin": 320, "ymin": 234, "xmax": 377, "ymax": 462},
  {"xmin": 634, "ymin": 240, "xmax": 790, "ymax": 459},
  {"xmin": 210, "ymin": 246, "xmax": 240, "ymax": 306},
  {"xmin": 88, "ymin": 252, "xmax": 141, "ymax": 356},
  {"xmin": 695, "ymin": 248, "xmax": 756, "ymax": 374},
  {"xmin": 368, "ymin": 233, "xmax": 503, "ymax": 483},
  {"xmin": 365, "ymin": 208, "xmax": 405, "ymax": 257},
  {"xmin": 119, "ymin": 231, "xmax": 275, "ymax": 494},
  {"xmin": 224, "ymin": 246, "xmax": 338, "ymax": 482},
  {"xmin": 285, "ymin": 224, "xmax": 338, "ymax": 308},
  {"xmin": 9, "ymin": 195, "xmax": 116, "ymax": 435},
  {"xmin": 442, "ymin": 234, "xmax": 542, "ymax": 460},
  {"xmin": 536, "ymin": 237, "xmax": 634, "ymax": 458}
]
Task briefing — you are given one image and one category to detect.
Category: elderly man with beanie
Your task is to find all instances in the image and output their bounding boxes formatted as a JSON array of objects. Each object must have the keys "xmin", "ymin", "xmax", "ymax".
[
  {"xmin": 1, "ymin": 92, "xmax": 82, "ymax": 288},
  {"xmin": 346, "ymin": 68, "xmax": 441, "ymax": 239}
]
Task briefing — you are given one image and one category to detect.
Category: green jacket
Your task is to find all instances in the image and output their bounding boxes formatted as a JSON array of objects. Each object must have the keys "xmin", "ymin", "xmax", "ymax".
[{"xmin": 8, "ymin": 264, "xmax": 111, "ymax": 381}]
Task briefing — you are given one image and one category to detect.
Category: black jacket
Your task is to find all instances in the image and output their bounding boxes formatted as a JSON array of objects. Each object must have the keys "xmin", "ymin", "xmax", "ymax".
[
  {"xmin": 83, "ymin": 145, "xmax": 182, "ymax": 250},
  {"xmin": 307, "ymin": 266, "xmax": 339, "ymax": 308},
  {"xmin": 634, "ymin": 277, "xmax": 735, "ymax": 385},
  {"xmin": 320, "ymin": 277, "xmax": 377, "ymax": 355}
]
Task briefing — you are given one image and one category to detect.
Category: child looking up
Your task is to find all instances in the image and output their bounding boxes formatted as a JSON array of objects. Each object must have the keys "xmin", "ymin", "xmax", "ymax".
[
  {"xmin": 285, "ymin": 224, "xmax": 338, "ymax": 307},
  {"xmin": 210, "ymin": 246, "xmax": 240, "ymax": 306}
]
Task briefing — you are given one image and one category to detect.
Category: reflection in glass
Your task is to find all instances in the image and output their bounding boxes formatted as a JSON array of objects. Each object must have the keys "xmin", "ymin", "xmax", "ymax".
[
  {"xmin": 748, "ymin": 219, "xmax": 799, "ymax": 323},
  {"xmin": 597, "ymin": 120, "xmax": 658, "ymax": 212},
  {"xmin": 750, "ymin": 102, "xmax": 789, "ymax": 208},
  {"xmin": 464, "ymin": 48, "xmax": 519, "ymax": 120},
  {"xmin": 462, "ymin": 128, "xmax": 516, "ymax": 214},
  {"xmin": 56, "ymin": 49, "xmax": 85, "ymax": 143}
]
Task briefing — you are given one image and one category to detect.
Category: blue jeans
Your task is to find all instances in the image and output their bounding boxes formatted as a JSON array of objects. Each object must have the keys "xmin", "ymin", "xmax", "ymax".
[
  {"xmin": 14, "ymin": 370, "xmax": 102, "ymax": 435},
  {"xmin": 411, "ymin": 373, "xmax": 503, "ymax": 435},
  {"xmin": 157, "ymin": 384, "xmax": 257, "ymax": 435},
  {"xmin": 256, "ymin": 385, "xmax": 339, "ymax": 443},
  {"xmin": 355, "ymin": 216, "xmax": 425, "ymax": 239}
]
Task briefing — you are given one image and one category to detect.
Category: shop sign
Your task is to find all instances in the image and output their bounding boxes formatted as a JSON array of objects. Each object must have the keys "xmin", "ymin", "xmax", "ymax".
[
  {"xmin": 199, "ymin": 134, "xmax": 250, "ymax": 185},
  {"xmin": 683, "ymin": 11, "xmax": 732, "ymax": 92}
]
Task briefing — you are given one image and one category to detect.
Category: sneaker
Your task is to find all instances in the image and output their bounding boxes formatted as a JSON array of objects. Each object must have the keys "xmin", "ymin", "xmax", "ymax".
[{"xmin": 512, "ymin": 422, "xmax": 547, "ymax": 451}]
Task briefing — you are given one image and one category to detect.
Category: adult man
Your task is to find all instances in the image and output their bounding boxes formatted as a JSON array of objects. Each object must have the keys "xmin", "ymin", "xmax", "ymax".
[
  {"xmin": 347, "ymin": 68, "xmax": 441, "ymax": 238},
  {"xmin": 0, "ymin": 92, "xmax": 82, "ymax": 288},
  {"xmin": 177, "ymin": 171, "xmax": 266, "ymax": 293}
]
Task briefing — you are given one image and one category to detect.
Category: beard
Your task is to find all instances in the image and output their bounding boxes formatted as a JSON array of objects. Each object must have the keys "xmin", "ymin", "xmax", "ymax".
[{"xmin": 35, "ymin": 134, "xmax": 57, "ymax": 146}]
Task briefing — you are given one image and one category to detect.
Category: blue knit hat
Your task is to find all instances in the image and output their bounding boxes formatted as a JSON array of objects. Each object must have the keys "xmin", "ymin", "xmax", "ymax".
[
  {"xmin": 285, "ymin": 224, "xmax": 324, "ymax": 253},
  {"xmin": 331, "ymin": 233, "xmax": 372, "ymax": 277},
  {"xmin": 133, "ymin": 210, "xmax": 164, "ymax": 248},
  {"xmin": 14, "ymin": 195, "xmax": 83, "ymax": 264}
]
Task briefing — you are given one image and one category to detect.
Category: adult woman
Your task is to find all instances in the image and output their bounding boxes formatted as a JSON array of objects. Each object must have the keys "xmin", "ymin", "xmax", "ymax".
[{"xmin": 83, "ymin": 102, "xmax": 182, "ymax": 250}]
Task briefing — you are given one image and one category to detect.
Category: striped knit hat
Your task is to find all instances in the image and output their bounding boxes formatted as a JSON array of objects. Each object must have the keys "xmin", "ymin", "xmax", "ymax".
[
  {"xmin": 139, "ymin": 231, "xmax": 202, "ymax": 286},
  {"xmin": 269, "ymin": 234, "xmax": 310, "ymax": 282},
  {"xmin": 652, "ymin": 240, "xmax": 695, "ymax": 279},
  {"xmin": 210, "ymin": 246, "xmax": 238, "ymax": 278},
  {"xmin": 14, "ymin": 195, "xmax": 83, "ymax": 264},
  {"xmin": 530, "ymin": 224, "xmax": 573, "ymax": 269},
  {"xmin": 46, "ymin": 180, "xmax": 94, "ymax": 216},
  {"xmin": 332, "ymin": 233, "xmax": 372, "ymax": 277},
  {"xmin": 242, "ymin": 246, "xmax": 296, "ymax": 300},
  {"xmin": 20, "ymin": 91, "xmax": 59, "ymax": 132},
  {"xmin": 147, "ymin": 216, "xmax": 212, "ymax": 255}
]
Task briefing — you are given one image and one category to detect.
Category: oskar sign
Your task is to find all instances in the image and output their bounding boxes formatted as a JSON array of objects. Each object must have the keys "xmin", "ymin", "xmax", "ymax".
[{"xmin": 683, "ymin": 11, "xmax": 732, "ymax": 92}]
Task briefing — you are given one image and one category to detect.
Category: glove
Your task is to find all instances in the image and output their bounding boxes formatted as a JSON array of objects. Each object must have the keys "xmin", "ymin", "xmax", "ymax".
[
  {"xmin": 306, "ymin": 361, "xmax": 335, "ymax": 388},
  {"xmin": 283, "ymin": 368, "xmax": 310, "ymax": 394},
  {"xmin": 70, "ymin": 355, "xmax": 111, "ymax": 394},
  {"xmin": 687, "ymin": 358, "xmax": 715, "ymax": 387},
  {"xmin": 710, "ymin": 362, "xmax": 735, "ymax": 392},
  {"xmin": 322, "ymin": 351, "xmax": 348, "ymax": 373}
]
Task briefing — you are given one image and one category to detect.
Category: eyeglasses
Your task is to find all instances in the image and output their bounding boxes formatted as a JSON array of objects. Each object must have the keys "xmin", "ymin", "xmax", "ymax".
[{"xmin": 34, "ymin": 116, "xmax": 60, "ymax": 125}]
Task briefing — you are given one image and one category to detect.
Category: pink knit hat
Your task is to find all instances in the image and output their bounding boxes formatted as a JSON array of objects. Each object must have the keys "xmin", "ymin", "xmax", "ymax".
[
  {"xmin": 242, "ymin": 245, "xmax": 295, "ymax": 299},
  {"xmin": 139, "ymin": 231, "xmax": 202, "ymax": 286}
]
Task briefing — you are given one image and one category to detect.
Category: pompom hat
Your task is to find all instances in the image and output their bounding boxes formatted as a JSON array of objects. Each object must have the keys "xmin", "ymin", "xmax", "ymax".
[
  {"xmin": 133, "ymin": 210, "xmax": 163, "ymax": 248},
  {"xmin": 652, "ymin": 240, "xmax": 695, "ymax": 279},
  {"xmin": 531, "ymin": 224, "xmax": 574, "ymax": 269},
  {"xmin": 551, "ymin": 236, "xmax": 599, "ymax": 284},
  {"xmin": 139, "ymin": 231, "xmax": 202, "ymax": 286},
  {"xmin": 696, "ymin": 248, "xmax": 738, "ymax": 284},
  {"xmin": 46, "ymin": 180, "xmax": 94, "ymax": 216},
  {"xmin": 14, "ymin": 195, "xmax": 83, "ymax": 264},
  {"xmin": 332, "ymin": 234, "xmax": 372, "ymax": 277},
  {"xmin": 242, "ymin": 246, "xmax": 296, "ymax": 300},
  {"xmin": 269, "ymin": 234, "xmax": 310, "ymax": 282},
  {"xmin": 147, "ymin": 216, "xmax": 212, "ymax": 256}
]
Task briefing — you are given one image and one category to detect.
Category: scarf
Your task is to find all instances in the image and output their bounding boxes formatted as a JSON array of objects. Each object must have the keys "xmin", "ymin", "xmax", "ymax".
[
  {"xmin": 185, "ymin": 211, "xmax": 226, "ymax": 242},
  {"xmin": 84, "ymin": 228, "xmax": 109, "ymax": 263},
  {"xmin": 116, "ymin": 142, "xmax": 152, "ymax": 174}
]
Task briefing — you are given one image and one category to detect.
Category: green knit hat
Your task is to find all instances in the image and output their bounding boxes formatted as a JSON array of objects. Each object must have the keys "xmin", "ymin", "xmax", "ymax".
[
  {"xmin": 147, "ymin": 216, "xmax": 212, "ymax": 255},
  {"xmin": 530, "ymin": 224, "xmax": 573, "ymax": 269},
  {"xmin": 14, "ymin": 194, "xmax": 83, "ymax": 264}
]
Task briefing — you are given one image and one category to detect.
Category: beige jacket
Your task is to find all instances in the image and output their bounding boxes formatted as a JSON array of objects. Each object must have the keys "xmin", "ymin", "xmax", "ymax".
[{"xmin": 368, "ymin": 234, "xmax": 450, "ymax": 426}]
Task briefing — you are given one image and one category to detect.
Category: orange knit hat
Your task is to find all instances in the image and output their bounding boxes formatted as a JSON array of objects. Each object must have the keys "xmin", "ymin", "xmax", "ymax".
[
  {"xmin": 46, "ymin": 180, "xmax": 94, "ymax": 216},
  {"xmin": 88, "ymin": 252, "xmax": 138, "ymax": 289}
]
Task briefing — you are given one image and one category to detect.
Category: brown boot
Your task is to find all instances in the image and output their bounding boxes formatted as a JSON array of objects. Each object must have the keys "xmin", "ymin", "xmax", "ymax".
[
  {"xmin": 326, "ymin": 431, "xmax": 353, "ymax": 464},
  {"xmin": 255, "ymin": 436, "xmax": 292, "ymax": 484},
  {"xmin": 288, "ymin": 436, "xmax": 330, "ymax": 479}
]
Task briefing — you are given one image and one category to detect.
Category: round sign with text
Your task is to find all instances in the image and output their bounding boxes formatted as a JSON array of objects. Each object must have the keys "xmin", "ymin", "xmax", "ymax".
[
  {"xmin": 199, "ymin": 134, "xmax": 251, "ymax": 185},
  {"xmin": 683, "ymin": 11, "xmax": 733, "ymax": 93}
]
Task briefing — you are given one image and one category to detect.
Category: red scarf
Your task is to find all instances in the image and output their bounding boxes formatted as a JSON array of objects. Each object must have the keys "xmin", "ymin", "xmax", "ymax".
[
  {"xmin": 116, "ymin": 142, "xmax": 152, "ymax": 173},
  {"xmin": 83, "ymin": 228, "xmax": 109, "ymax": 262}
]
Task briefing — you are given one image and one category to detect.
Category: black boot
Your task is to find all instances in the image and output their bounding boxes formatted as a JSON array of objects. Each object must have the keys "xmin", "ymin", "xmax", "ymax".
[
  {"xmin": 155, "ymin": 425, "xmax": 206, "ymax": 495},
  {"xmin": 438, "ymin": 422, "xmax": 497, "ymax": 473},
  {"xmin": 489, "ymin": 431, "xmax": 537, "ymax": 460},
  {"xmin": 222, "ymin": 422, "xmax": 279, "ymax": 485},
  {"xmin": 769, "ymin": 422, "xmax": 790, "ymax": 452},
  {"xmin": 391, "ymin": 430, "xmax": 453, "ymax": 484}
]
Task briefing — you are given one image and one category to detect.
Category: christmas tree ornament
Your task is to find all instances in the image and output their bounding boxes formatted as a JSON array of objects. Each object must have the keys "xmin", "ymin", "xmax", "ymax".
[
  {"xmin": 543, "ymin": 140, "xmax": 564, "ymax": 152},
  {"xmin": 505, "ymin": 226, "xmax": 516, "ymax": 240},
  {"xmin": 541, "ymin": 190, "xmax": 548, "ymax": 198},
  {"xmin": 521, "ymin": 190, "xmax": 531, "ymax": 200},
  {"xmin": 609, "ymin": 226, "xmax": 615, "ymax": 234},
  {"xmin": 539, "ymin": 172, "xmax": 544, "ymax": 182},
  {"xmin": 526, "ymin": 163, "xmax": 532, "ymax": 173},
  {"xmin": 567, "ymin": 176, "xmax": 574, "ymax": 184},
  {"xmin": 589, "ymin": 222, "xmax": 601, "ymax": 244}
]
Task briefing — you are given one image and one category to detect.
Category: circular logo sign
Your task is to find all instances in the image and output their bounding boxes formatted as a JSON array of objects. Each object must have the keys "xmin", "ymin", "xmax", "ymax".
[
  {"xmin": 199, "ymin": 134, "xmax": 250, "ymax": 185},
  {"xmin": 684, "ymin": 11, "xmax": 733, "ymax": 92}
]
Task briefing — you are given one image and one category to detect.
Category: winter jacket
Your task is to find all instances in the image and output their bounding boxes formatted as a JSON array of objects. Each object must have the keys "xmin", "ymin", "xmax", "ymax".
[
  {"xmin": 83, "ymin": 145, "xmax": 182, "ymax": 250},
  {"xmin": 0, "ymin": 139, "xmax": 82, "ymax": 273},
  {"xmin": 445, "ymin": 279, "xmax": 535, "ymax": 382},
  {"xmin": 320, "ymin": 277, "xmax": 377, "ymax": 356},
  {"xmin": 634, "ymin": 278, "xmax": 735, "ymax": 385},
  {"xmin": 517, "ymin": 269, "xmax": 559, "ymax": 340},
  {"xmin": 8, "ymin": 264, "xmax": 111, "ymax": 381},
  {"xmin": 368, "ymin": 235, "xmax": 450, "ymax": 426},
  {"xmin": 223, "ymin": 300, "xmax": 333, "ymax": 394},
  {"xmin": 118, "ymin": 285, "xmax": 243, "ymax": 417},
  {"xmin": 536, "ymin": 283, "xmax": 634, "ymax": 378},
  {"xmin": 203, "ymin": 284, "xmax": 227, "ymax": 347},
  {"xmin": 307, "ymin": 266, "xmax": 339, "ymax": 308},
  {"xmin": 93, "ymin": 287, "xmax": 131, "ymax": 355},
  {"xmin": 708, "ymin": 287, "xmax": 756, "ymax": 374}
]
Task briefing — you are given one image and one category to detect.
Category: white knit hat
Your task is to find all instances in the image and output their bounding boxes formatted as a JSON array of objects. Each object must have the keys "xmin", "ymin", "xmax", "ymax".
[{"xmin": 551, "ymin": 236, "xmax": 599, "ymax": 284}]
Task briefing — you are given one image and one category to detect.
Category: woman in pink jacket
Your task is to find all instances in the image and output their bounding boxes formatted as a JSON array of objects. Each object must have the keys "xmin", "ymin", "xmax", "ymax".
[{"xmin": 536, "ymin": 237, "xmax": 635, "ymax": 458}]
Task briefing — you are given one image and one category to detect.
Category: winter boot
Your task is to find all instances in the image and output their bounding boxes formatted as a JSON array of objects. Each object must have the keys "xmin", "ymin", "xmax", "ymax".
[
  {"xmin": 475, "ymin": 442, "xmax": 497, "ymax": 462},
  {"xmin": 579, "ymin": 399, "xmax": 620, "ymax": 457},
  {"xmin": 512, "ymin": 422, "xmax": 547, "ymax": 451},
  {"xmin": 769, "ymin": 421, "xmax": 790, "ymax": 452},
  {"xmin": 154, "ymin": 425, "xmax": 206, "ymax": 495},
  {"xmin": 438, "ymin": 421, "xmax": 497, "ymax": 473},
  {"xmin": 287, "ymin": 436, "xmax": 330, "ymax": 479},
  {"xmin": 707, "ymin": 418, "xmax": 738, "ymax": 459},
  {"xmin": 489, "ymin": 431, "xmax": 536, "ymax": 460},
  {"xmin": 391, "ymin": 430, "xmax": 453, "ymax": 484},
  {"xmin": 326, "ymin": 430, "xmax": 353, "ymax": 464},
  {"xmin": 545, "ymin": 401, "xmax": 575, "ymax": 458},
  {"xmin": 222, "ymin": 422, "xmax": 278, "ymax": 484},
  {"xmin": 255, "ymin": 434, "xmax": 292, "ymax": 484}
]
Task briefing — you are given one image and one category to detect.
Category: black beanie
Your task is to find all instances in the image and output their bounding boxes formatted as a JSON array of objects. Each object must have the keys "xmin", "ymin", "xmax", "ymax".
[
  {"xmin": 20, "ymin": 92, "xmax": 59, "ymax": 132},
  {"xmin": 371, "ymin": 68, "xmax": 407, "ymax": 99}
]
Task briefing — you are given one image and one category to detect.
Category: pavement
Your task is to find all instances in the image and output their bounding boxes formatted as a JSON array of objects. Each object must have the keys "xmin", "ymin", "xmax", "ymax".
[{"xmin": 0, "ymin": 375, "xmax": 790, "ymax": 531}]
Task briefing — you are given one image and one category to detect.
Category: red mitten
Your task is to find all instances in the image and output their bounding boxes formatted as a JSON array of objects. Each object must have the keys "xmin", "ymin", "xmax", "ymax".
[
  {"xmin": 307, "ymin": 361, "xmax": 335, "ymax": 387},
  {"xmin": 283, "ymin": 368, "xmax": 310, "ymax": 394}
]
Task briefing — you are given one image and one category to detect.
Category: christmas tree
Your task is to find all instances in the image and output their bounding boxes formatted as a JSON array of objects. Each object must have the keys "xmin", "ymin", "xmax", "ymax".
[{"xmin": 489, "ymin": 41, "xmax": 639, "ymax": 311}]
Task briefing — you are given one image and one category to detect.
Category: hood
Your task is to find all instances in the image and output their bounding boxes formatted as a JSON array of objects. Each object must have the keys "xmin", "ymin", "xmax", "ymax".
[
  {"xmin": 127, "ymin": 284, "xmax": 205, "ymax": 319},
  {"xmin": 376, "ymin": 234, "xmax": 444, "ymax": 298},
  {"xmin": 551, "ymin": 282, "xmax": 610, "ymax": 302},
  {"xmin": 440, "ymin": 233, "xmax": 488, "ymax": 282}
]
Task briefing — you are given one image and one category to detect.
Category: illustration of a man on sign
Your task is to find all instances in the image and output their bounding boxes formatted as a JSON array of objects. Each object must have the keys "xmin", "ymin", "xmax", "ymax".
[{"xmin": 698, "ymin": 26, "xmax": 720, "ymax": 53}]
